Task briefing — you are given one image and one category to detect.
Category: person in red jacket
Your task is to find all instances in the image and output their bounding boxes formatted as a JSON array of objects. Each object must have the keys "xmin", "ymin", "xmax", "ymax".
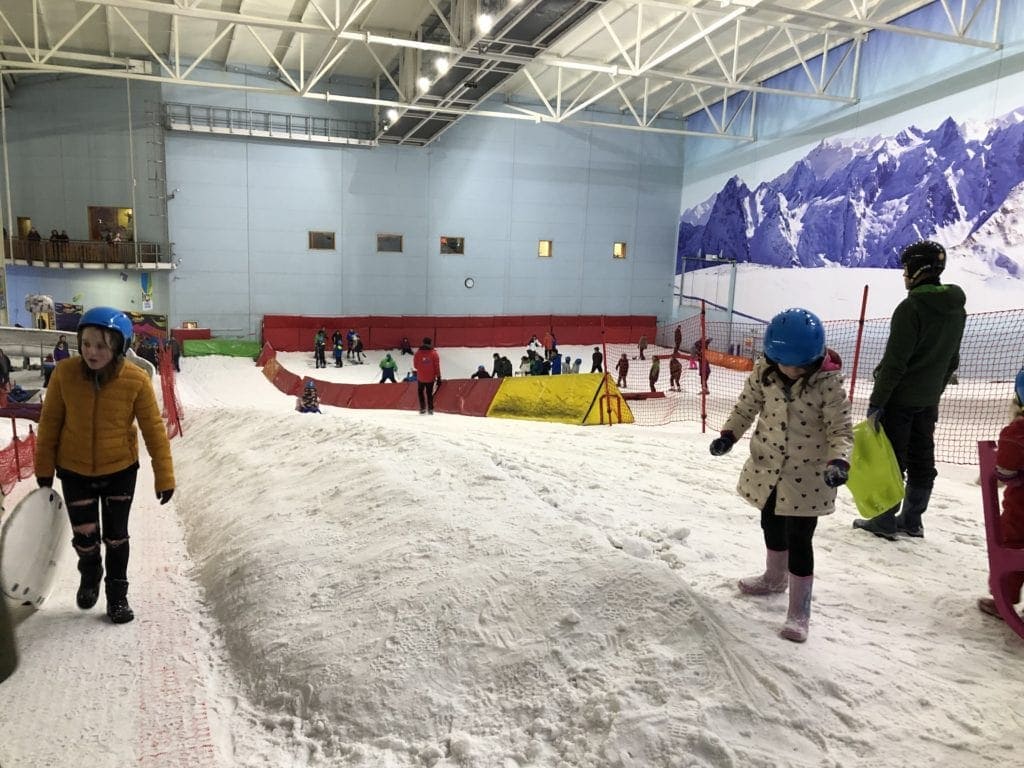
[
  {"xmin": 978, "ymin": 369, "xmax": 1024, "ymax": 618},
  {"xmin": 413, "ymin": 337, "xmax": 442, "ymax": 415}
]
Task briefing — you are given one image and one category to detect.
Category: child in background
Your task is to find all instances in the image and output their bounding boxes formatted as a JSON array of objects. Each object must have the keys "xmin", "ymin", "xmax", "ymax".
[
  {"xmin": 615, "ymin": 353, "xmax": 629, "ymax": 388},
  {"xmin": 379, "ymin": 353, "xmax": 398, "ymax": 383},
  {"xmin": 709, "ymin": 308, "xmax": 852, "ymax": 643},
  {"xmin": 648, "ymin": 356, "xmax": 660, "ymax": 393},
  {"xmin": 333, "ymin": 337, "xmax": 344, "ymax": 368},
  {"xmin": 313, "ymin": 327, "xmax": 327, "ymax": 369},
  {"xmin": 297, "ymin": 380, "xmax": 322, "ymax": 413},
  {"xmin": 669, "ymin": 355, "xmax": 683, "ymax": 391},
  {"xmin": 978, "ymin": 369, "xmax": 1024, "ymax": 618}
]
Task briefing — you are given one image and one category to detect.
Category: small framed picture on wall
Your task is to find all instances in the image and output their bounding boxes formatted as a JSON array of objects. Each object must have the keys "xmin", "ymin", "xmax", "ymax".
[
  {"xmin": 308, "ymin": 231, "xmax": 336, "ymax": 250},
  {"xmin": 377, "ymin": 233, "xmax": 404, "ymax": 253}
]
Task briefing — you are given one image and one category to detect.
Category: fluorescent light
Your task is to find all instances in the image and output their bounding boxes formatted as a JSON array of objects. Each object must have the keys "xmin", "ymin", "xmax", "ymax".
[
  {"xmin": 434, "ymin": 57, "xmax": 450, "ymax": 75},
  {"xmin": 416, "ymin": 76, "xmax": 430, "ymax": 93},
  {"xmin": 386, "ymin": 108, "xmax": 399, "ymax": 122},
  {"xmin": 477, "ymin": 14, "xmax": 493, "ymax": 34}
]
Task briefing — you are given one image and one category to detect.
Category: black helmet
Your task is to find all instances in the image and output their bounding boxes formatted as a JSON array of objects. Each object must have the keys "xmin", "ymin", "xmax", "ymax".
[{"xmin": 899, "ymin": 240, "xmax": 946, "ymax": 283}]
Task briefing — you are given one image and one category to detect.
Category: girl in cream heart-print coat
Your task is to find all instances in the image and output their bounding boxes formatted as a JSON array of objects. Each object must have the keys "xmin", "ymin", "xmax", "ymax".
[{"xmin": 709, "ymin": 308, "xmax": 852, "ymax": 643}]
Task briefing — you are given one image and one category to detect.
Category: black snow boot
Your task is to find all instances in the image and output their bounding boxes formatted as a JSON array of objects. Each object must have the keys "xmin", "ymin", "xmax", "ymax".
[
  {"xmin": 852, "ymin": 507, "xmax": 899, "ymax": 541},
  {"xmin": 105, "ymin": 579, "xmax": 134, "ymax": 624},
  {"xmin": 76, "ymin": 554, "xmax": 104, "ymax": 610},
  {"xmin": 894, "ymin": 485, "xmax": 930, "ymax": 538}
]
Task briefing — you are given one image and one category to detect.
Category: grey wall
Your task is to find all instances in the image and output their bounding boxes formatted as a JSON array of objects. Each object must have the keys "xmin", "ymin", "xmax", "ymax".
[
  {"xmin": 165, "ymin": 100, "xmax": 684, "ymax": 337},
  {"xmin": 0, "ymin": 75, "xmax": 165, "ymax": 243},
  {"xmin": 0, "ymin": 75, "xmax": 170, "ymax": 321},
  {"xmin": 2, "ymin": 75, "xmax": 684, "ymax": 337}
]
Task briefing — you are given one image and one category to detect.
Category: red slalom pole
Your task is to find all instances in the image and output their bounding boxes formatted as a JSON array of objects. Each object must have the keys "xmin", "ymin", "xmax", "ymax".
[{"xmin": 848, "ymin": 285, "xmax": 869, "ymax": 402}]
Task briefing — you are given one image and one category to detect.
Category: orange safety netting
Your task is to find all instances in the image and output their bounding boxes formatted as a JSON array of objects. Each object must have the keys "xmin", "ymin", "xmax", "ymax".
[{"xmin": 623, "ymin": 305, "xmax": 1024, "ymax": 466}]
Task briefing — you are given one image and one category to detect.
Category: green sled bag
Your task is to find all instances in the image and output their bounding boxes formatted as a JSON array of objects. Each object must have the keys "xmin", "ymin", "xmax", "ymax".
[{"xmin": 846, "ymin": 420, "xmax": 905, "ymax": 519}]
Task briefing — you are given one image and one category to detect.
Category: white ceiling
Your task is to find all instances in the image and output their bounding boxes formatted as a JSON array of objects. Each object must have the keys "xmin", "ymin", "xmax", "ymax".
[{"xmin": 0, "ymin": 0, "xmax": 1004, "ymax": 143}]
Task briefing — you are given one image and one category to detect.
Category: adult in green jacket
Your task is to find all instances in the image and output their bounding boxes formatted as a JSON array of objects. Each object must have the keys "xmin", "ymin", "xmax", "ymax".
[{"xmin": 854, "ymin": 241, "xmax": 966, "ymax": 540}]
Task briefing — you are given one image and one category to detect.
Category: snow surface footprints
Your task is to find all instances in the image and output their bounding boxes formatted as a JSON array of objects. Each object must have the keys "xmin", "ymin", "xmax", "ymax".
[{"xmin": 170, "ymin": 407, "xmax": 849, "ymax": 765}]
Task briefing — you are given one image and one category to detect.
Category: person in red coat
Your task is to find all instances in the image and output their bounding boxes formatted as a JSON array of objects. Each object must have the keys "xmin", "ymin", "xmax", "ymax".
[
  {"xmin": 978, "ymin": 369, "xmax": 1024, "ymax": 618},
  {"xmin": 413, "ymin": 337, "xmax": 442, "ymax": 415}
]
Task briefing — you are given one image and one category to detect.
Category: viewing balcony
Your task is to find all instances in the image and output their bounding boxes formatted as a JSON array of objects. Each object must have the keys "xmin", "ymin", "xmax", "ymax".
[{"xmin": 2, "ymin": 238, "xmax": 173, "ymax": 270}]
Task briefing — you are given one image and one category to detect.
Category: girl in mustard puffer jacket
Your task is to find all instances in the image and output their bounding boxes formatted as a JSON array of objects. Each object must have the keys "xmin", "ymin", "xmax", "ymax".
[{"xmin": 35, "ymin": 307, "xmax": 175, "ymax": 625}]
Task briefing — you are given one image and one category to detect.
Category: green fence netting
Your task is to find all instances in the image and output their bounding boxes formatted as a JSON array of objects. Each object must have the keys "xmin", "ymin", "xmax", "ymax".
[{"xmin": 182, "ymin": 339, "xmax": 261, "ymax": 358}]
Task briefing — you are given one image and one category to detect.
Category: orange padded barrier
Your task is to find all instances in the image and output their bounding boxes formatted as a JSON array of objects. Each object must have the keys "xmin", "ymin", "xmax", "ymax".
[{"xmin": 706, "ymin": 349, "xmax": 755, "ymax": 372}]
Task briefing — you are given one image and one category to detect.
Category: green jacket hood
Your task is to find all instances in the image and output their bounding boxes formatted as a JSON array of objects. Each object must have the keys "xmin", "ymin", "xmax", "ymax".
[{"xmin": 908, "ymin": 283, "xmax": 966, "ymax": 317}]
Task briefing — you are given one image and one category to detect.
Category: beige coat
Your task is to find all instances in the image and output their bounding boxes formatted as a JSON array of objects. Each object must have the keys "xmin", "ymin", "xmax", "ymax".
[{"xmin": 723, "ymin": 356, "xmax": 852, "ymax": 517}]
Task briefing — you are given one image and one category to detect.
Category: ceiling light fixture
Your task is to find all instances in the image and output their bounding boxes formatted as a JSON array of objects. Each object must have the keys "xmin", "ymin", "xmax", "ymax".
[
  {"xmin": 417, "ymin": 76, "xmax": 430, "ymax": 93},
  {"xmin": 477, "ymin": 14, "xmax": 493, "ymax": 34},
  {"xmin": 386, "ymin": 108, "xmax": 399, "ymax": 122},
  {"xmin": 434, "ymin": 57, "xmax": 450, "ymax": 75}
]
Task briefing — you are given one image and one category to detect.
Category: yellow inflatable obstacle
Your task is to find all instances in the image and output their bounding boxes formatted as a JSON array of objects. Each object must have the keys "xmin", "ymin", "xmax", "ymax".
[
  {"xmin": 487, "ymin": 373, "xmax": 633, "ymax": 425},
  {"xmin": 846, "ymin": 420, "xmax": 904, "ymax": 519}
]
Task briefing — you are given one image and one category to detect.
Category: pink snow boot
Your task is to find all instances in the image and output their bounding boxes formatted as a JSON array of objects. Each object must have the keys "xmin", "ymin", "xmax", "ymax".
[
  {"xmin": 738, "ymin": 549, "xmax": 788, "ymax": 595},
  {"xmin": 780, "ymin": 573, "xmax": 813, "ymax": 643}
]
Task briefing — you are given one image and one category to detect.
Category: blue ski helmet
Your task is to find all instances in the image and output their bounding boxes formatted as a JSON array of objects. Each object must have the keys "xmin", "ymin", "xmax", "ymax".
[
  {"xmin": 1015, "ymin": 368, "xmax": 1024, "ymax": 407},
  {"xmin": 763, "ymin": 308, "xmax": 826, "ymax": 367},
  {"xmin": 78, "ymin": 306, "xmax": 133, "ymax": 355},
  {"xmin": 305, "ymin": 380, "xmax": 316, "ymax": 390}
]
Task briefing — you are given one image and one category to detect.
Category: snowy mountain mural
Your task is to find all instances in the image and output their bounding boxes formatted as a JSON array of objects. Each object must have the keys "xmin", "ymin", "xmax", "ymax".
[{"xmin": 678, "ymin": 108, "xmax": 1024, "ymax": 278}]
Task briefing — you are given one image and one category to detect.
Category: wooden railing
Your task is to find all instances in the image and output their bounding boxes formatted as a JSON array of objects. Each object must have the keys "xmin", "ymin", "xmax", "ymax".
[{"xmin": 2, "ymin": 238, "xmax": 170, "ymax": 268}]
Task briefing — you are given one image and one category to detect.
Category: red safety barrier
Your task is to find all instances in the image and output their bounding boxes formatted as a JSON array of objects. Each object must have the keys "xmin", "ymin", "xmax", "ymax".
[
  {"xmin": 263, "ymin": 327, "xmax": 302, "ymax": 351},
  {"xmin": 262, "ymin": 314, "xmax": 307, "ymax": 328},
  {"xmin": 256, "ymin": 341, "xmax": 276, "ymax": 367},
  {"xmin": 260, "ymin": 314, "xmax": 657, "ymax": 351},
  {"xmin": 347, "ymin": 382, "xmax": 419, "ymax": 411},
  {"xmin": 316, "ymin": 381, "xmax": 358, "ymax": 408},
  {"xmin": 369, "ymin": 326, "xmax": 434, "ymax": 350},
  {"xmin": 436, "ymin": 327, "xmax": 493, "ymax": 347},
  {"xmin": 491, "ymin": 325, "xmax": 532, "ymax": 346},
  {"xmin": 432, "ymin": 378, "xmax": 503, "ymax": 417}
]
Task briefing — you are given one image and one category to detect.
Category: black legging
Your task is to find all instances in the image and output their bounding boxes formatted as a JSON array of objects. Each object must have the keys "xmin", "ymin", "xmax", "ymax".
[
  {"xmin": 59, "ymin": 465, "xmax": 138, "ymax": 582},
  {"xmin": 760, "ymin": 488, "xmax": 818, "ymax": 577}
]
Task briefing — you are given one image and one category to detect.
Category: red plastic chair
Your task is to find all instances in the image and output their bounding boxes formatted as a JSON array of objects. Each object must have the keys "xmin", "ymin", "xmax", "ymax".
[{"xmin": 978, "ymin": 440, "xmax": 1024, "ymax": 640}]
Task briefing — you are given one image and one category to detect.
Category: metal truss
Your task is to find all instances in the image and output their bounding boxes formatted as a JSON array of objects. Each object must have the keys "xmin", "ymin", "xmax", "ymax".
[{"xmin": 0, "ymin": 0, "xmax": 1004, "ymax": 144}]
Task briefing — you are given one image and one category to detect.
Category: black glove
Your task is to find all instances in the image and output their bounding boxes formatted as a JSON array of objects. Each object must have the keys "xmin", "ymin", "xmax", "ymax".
[
  {"xmin": 866, "ymin": 405, "xmax": 884, "ymax": 433},
  {"xmin": 823, "ymin": 460, "xmax": 850, "ymax": 488},
  {"xmin": 37, "ymin": 476, "xmax": 53, "ymax": 488},
  {"xmin": 709, "ymin": 431, "xmax": 736, "ymax": 456},
  {"xmin": 157, "ymin": 489, "xmax": 174, "ymax": 505}
]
